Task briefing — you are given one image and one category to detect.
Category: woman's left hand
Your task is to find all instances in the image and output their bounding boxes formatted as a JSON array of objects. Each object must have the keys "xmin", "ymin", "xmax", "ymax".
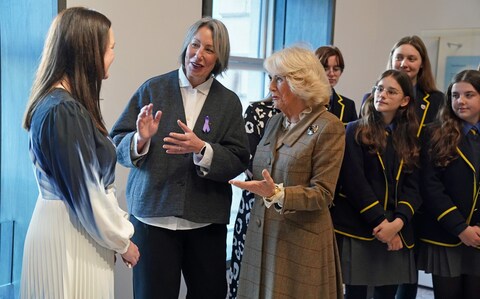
[
  {"xmin": 229, "ymin": 169, "xmax": 276, "ymax": 198},
  {"xmin": 163, "ymin": 120, "xmax": 205, "ymax": 154}
]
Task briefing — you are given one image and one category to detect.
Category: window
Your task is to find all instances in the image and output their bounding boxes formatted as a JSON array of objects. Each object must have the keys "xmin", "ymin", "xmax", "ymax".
[{"xmin": 212, "ymin": 0, "xmax": 272, "ymax": 106}]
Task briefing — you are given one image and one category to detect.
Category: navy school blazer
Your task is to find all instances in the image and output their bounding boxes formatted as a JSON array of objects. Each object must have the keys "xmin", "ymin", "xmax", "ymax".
[
  {"xmin": 331, "ymin": 120, "xmax": 421, "ymax": 248},
  {"xmin": 328, "ymin": 89, "xmax": 358, "ymax": 125},
  {"xmin": 418, "ymin": 128, "xmax": 480, "ymax": 246},
  {"xmin": 415, "ymin": 88, "xmax": 443, "ymax": 136}
]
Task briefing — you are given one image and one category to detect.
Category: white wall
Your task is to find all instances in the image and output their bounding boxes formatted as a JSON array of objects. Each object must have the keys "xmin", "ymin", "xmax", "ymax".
[
  {"xmin": 66, "ymin": 1, "xmax": 202, "ymax": 298},
  {"xmin": 334, "ymin": 0, "xmax": 480, "ymax": 107}
]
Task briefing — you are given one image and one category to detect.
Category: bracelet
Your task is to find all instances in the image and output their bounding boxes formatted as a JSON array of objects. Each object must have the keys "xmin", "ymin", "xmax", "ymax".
[{"xmin": 264, "ymin": 184, "xmax": 282, "ymax": 201}]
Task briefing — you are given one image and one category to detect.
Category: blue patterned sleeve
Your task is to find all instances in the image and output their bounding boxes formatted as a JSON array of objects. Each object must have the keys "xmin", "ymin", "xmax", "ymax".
[{"xmin": 38, "ymin": 100, "xmax": 133, "ymax": 253}]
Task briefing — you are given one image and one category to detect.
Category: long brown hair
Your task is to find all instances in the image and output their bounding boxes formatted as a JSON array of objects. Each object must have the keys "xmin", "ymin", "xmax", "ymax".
[
  {"xmin": 356, "ymin": 70, "xmax": 420, "ymax": 171},
  {"xmin": 387, "ymin": 35, "xmax": 439, "ymax": 93},
  {"xmin": 23, "ymin": 7, "xmax": 111, "ymax": 135},
  {"xmin": 429, "ymin": 69, "xmax": 480, "ymax": 166}
]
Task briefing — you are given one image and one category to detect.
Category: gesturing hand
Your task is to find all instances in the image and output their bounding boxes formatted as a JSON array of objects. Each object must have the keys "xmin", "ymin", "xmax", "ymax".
[
  {"xmin": 163, "ymin": 120, "xmax": 205, "ymax": 154},
  {"xmin": 136, "ymin": 104, "xmax": 162, "ymax": 151},
  {"xmin": 229, "ymin": 169, "xmax": 276, "ymax": 198}
]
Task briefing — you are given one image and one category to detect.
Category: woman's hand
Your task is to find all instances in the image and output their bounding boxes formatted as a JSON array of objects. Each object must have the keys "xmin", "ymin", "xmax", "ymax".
[
  {"xmin": 136, "ymin": 104, "xmax": 162, "ymax": 152},
  {"xmin": 229, "ymin": 169, "xmax": 276, "ymax": 198},
  {"xmin": 373, "ymin": 218, "xmax": 404, "ymax": 243},
  {"xmin": 459, "ymin": 226, "xmax": 480, "ymax": 247},
  {"xmin": 386, "ymin": 234, "xmax": 403, "ymax": 251},
  {"xmin": 163, "ymin": 120, "xmax": 205, "ymax": 154},
  {"xmin": 121, "ymin": 241, "xmax": 140, "ymax": 268}
]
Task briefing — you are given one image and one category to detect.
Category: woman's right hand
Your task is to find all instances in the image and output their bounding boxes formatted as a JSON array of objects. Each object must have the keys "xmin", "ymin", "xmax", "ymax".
[
  {"xmin": 136, "ymin": 104, "xmax": 162, "ymax": 151},
  {"xmin": 121, "ymin": 241, "xmax": 140, "ymax": 268}
]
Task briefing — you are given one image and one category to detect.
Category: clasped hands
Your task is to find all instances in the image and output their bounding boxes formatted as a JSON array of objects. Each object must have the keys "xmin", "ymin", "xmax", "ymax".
[
  {"xmin": 136, "ymin": 104, "xmax": 205, "ymax": 154},
  {"xmin": 372, "ymin": 218, "xmax": 404, "ymax": 251},
  {"xmin": 458, "ymin": 225, "xmax": 480, "ymax": 247}
]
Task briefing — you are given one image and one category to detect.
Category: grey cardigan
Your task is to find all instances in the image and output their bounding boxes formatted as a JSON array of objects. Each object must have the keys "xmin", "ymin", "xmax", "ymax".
[{"xmin": 110, "ymin": 70, "xmax": 249, "ymax": 224}]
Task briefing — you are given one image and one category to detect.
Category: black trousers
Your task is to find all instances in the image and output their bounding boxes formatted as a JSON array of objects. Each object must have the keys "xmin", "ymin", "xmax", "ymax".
[{"xmin": 131, "ymin": 216, "xmax": 227, "ymax": 299}]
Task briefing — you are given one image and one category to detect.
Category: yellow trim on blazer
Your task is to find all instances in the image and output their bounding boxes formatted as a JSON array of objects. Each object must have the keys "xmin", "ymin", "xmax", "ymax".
[
  {"xmin": 420, "ymin": 238, "xmax": 462, "ymax": 247},
  {"xmin": 360, "ymin": 201, "xmax": 380, "ymax": 213},
  {"xmin": 396, "ymin": 160, "xmax": 404, "ymax": 181},
  {"xmin": 437, "ymin": 206, "xmax": 457, "ymax": 221},
  {"xmin": 376, "ymin": 152, "xmax": 389, "ymax": 209},
  {"xmin": 334, "ymin": 229, "xmax": 376, "ymax": 241},
  {"xmin": 457, "ymin": 147, "xmax": 475, "ymax": 172},
  {"xmin": 398, "ymin": 201, "xmax": 414, "ymax": 215},
  {"xmin": 469, "ymin": 186, "xmax": 480, "ymax": 224},
  {"xmin": 456, "ymin": 146, "xmax": 478, "ymax": 224},
  {"xmin": 399, "ymin": 232, "xmax": 415, "ymax": 249},
  {"xmin": 417, "ymin": 93, "xmax": 430, "ymax": 137},
  {"xmin": 337, "ymin": 93, "xmax": 346, "ymax": 124}
]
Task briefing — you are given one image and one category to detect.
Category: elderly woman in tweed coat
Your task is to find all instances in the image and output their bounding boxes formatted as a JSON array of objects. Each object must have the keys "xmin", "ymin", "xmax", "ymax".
[{"xmin": 230, "ymin": 46, "xmax": 345, "ymax": 299}]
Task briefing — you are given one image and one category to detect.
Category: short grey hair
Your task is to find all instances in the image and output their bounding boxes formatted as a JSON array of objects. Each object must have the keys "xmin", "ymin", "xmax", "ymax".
[
  {"xmin": 179, "ymin": 17, "xmax": 230, "ymax": 77},
  {"xmin": 264, "ymin": 46, "xmax": 331, "ymax": 107}
]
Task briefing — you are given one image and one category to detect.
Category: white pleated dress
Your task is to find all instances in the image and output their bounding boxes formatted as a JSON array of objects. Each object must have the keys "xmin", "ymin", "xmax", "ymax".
[{"xmin": 20, "ymin": 89, "xmax": 134, "ymax": 299}]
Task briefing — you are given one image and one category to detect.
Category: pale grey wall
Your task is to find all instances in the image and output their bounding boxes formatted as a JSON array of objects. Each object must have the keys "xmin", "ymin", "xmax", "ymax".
[
  {"xmin": 66, "ymin": 1, "xmax": 202, "ymax": 298},
  {"xmin": 334, "ymin": 0, "xmax": 480, "ymax": 108}
]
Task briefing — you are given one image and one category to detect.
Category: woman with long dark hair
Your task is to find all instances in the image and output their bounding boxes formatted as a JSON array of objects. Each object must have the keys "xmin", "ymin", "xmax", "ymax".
[
  {"xmin": 21, "ymin": 7, "xmax": 139, "ymax": 298},
  {"xmin": 417, "ymin": 70, "xmax": 480, "ymax": 299},
  {"xmin": 332, "ymin": 70, "xmax": 421, "ymax": 299}
]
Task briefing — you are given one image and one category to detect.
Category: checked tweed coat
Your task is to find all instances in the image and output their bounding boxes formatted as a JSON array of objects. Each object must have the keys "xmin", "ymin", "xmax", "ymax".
[{"xmin": 237, "ymin": 104, "xmax": 345, "ymax": 299}]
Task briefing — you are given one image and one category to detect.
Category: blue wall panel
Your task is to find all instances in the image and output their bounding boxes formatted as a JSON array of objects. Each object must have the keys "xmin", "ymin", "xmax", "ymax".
[{"xmin": 0, "ymin": 1, "xmax": 58, "ymax": 297}]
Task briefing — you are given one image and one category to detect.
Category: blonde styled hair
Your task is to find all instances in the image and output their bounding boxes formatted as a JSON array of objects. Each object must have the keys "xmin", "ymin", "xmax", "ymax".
[{"xmin": 264, "ymin": 46, "xmax": 331, "ymax": 107}]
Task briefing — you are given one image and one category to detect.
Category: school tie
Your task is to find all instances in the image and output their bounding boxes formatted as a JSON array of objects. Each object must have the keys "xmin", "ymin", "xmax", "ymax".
[
  {"xmin": 470, "ymin": 126, "xmax": 479, "ymax": 138},
  {"xmin": 385, "ymin": 127, "xmax": 392, "ymax": 136}
]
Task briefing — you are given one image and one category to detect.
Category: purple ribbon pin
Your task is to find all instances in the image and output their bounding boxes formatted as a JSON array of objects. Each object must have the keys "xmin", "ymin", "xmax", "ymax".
[{"xmin": 202, "ymin": 116, "xmax": 211, "ymax": 133}]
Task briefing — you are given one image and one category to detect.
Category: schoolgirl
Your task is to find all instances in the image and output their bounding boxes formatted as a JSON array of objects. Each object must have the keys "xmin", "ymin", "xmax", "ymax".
[
  {"xmin": 387, "ymin": 35, "xmax": 444, "ymax": 135},
  {"xmin": 417, "ymin": 69, "xmax": 480, "ymax": 299},
  {"xmin": 331, "ymin": 69, "xmax": 421, "ymax": 299}
]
